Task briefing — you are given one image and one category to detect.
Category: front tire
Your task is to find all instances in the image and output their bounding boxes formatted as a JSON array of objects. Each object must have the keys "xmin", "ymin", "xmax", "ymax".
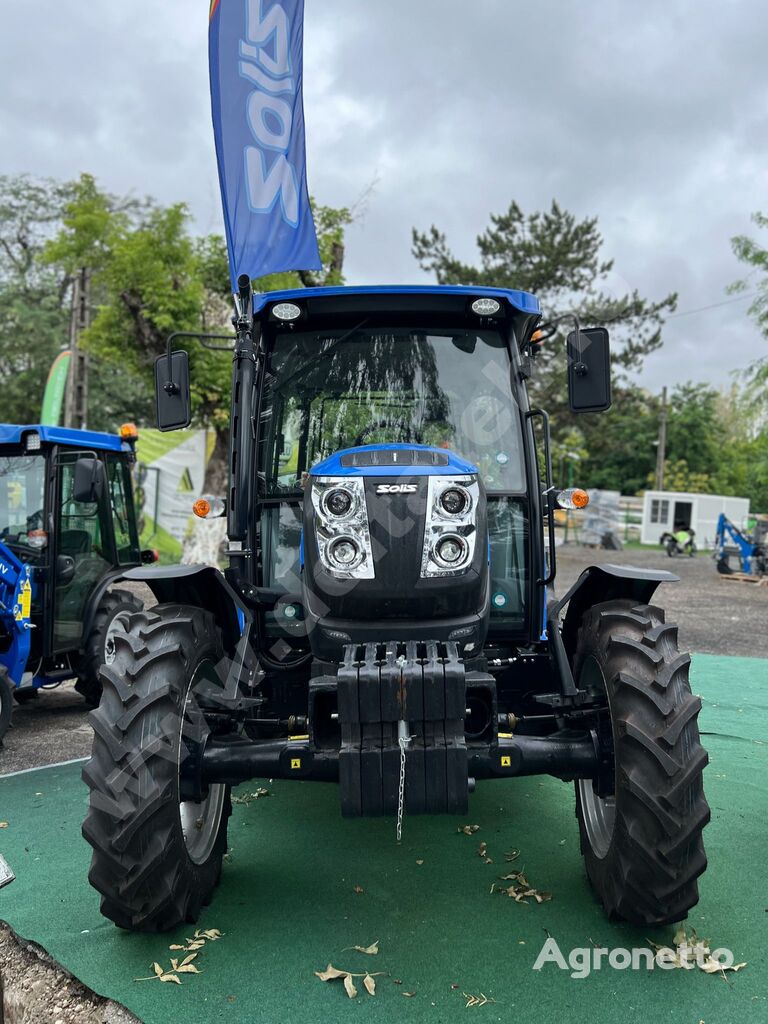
[
  {"xmin": 75, "ymin": 588, "xmax": 143, "ymax": 707},
  {"xmin": 573, "ymin": 600, "xmax": 709, "ymax": 925},
  {"xmin": 82, "ymin": 604, "xmax": 231, "ymax": 931}
]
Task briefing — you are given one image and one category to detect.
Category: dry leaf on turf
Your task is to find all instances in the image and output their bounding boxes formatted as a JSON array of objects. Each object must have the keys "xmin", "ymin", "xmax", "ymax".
[
  {"xmin": 346, "ymin": 940, "xmax": 379, "ymax": 955},
  {"xmin": 504, "ymin": 849, "xmax": 520, "ymax": 862},
  {"xmin": 353, "ymin": 885, "xmax": 364, "ymax": 894},
  {"xmin": 403, "ymin": 990, "xmax": 416, "ymax": 997},
  {"xmin": 477, "ymin": 841, "xmax": 488, "ymax": 857},
  {"xmin": 343, "ymin": 974, "xmax": 358, "ymax": 999},
  {"xmin": 464, "ymin": 992, "xmax": 495, "ymax": 1008},
  {"xmin": 363, "ymin": 974, "xmax": 376, "ymax": 995},
  {"xmin": 458, "ymin": 824, "xmax": 480, "ymax": 835},
  {"xmin": 315, "ymin": 964, "xmax": 349, "ymax": 981},
  {"xmin": 0, "ymin": 823, "xmax": 7, "ymax": 829}
]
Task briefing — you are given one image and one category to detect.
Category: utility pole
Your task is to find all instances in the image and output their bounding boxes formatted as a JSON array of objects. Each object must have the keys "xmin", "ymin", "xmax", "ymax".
[
  {"xmin": 64, "ymin": 266, "xmax": 90, "ymax": 430},
  {"xmin": 654, "ymin": 385, "xmax": 667, "ymax": 491}
]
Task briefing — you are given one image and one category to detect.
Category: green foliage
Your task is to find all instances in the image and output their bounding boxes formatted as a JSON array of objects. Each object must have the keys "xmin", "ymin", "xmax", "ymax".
[
  {"xmin": 413, "ymin": 199, "xmax": 677, "ymax": 441},
  {"xmin": 731, "ymin": 211, "xmax": 768, "ymax": 412},
  {"xmin": 0, "ymin": 175, "xmax": 76, "ymax": 422}
]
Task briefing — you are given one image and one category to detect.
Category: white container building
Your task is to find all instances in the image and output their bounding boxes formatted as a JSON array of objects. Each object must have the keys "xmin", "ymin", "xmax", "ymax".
[{"xmin": 640, "ymin": 491, "xmax": 750, "ymax": 549}]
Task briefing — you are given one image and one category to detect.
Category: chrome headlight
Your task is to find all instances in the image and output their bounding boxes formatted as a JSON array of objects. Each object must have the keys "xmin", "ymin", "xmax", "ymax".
[
  {"xmin": 421, "ymin": 475, "xmax": 479, "ymax": 577},
  {"xmin": 311, "ymin": 477, "xmax": 374, "ymax": 580}
]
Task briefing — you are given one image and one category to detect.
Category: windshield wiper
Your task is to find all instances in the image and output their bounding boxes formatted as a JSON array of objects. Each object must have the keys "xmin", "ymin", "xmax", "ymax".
[{"xmin": 272, "ymin": 318, "xmax": 370, "ymax": 392}]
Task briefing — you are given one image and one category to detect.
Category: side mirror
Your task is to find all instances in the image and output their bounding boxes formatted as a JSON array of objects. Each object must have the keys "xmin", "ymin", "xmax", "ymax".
[
  {"xmin": 567, "ymin": 327, "xmax": 612, "ymax": 413},
  {"xmin": 56, "ymin": 554, "xmax": 76, "ymax": 584},
  {"xmin": 73, "ymin": 458, "xmax": 105, "ymax": 503},
  {"xmin": 155, "ymin": 349, "xmax": 191, "ymax": 431}
]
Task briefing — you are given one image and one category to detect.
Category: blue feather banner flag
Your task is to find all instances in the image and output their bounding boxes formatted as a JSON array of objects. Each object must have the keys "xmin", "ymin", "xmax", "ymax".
[{"xmin": 209, "ymin": 0, "xmax": 321, "ymax": 289}]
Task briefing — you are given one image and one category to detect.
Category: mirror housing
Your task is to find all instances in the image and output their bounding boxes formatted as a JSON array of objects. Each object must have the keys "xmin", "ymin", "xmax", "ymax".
[
  {"xmin": 567, "ymin": 327, "xmax": 611, "ymax": 413},
  {"xmin": 155, "ymin": 350, "xmax": 191, "ymax": 431},
  {"xmin": 73, "ymin": 458, "xmax": 105, "ymax": 504}
]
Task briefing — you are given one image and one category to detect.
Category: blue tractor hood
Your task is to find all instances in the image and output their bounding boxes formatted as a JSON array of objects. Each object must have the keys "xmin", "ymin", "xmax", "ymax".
[{"xmin": 309, "ymin": 444, "xmax": 479, "ymax": 478}]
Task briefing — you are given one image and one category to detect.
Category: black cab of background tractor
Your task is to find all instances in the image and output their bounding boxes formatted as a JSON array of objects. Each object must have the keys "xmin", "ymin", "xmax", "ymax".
[{"xmin": 82, "ymin": 278, "xmax": 709, "ymax": 933}]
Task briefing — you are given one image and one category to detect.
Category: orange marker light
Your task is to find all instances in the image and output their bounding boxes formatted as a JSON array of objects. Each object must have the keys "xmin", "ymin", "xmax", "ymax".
[
  {"xmin": 555, "ymin": 488, "xmax": 590, "ymax": 510},
  {"xmin": 531, "ymin": 329, "xmax": 544, "ymax": 345},
  {"xmin": 192, "ymin": 498, "xmax": 211, "ymax": 518},
  {"xmin": 119, "ymin": 422, "xmax": 139, "ymax": 440}
]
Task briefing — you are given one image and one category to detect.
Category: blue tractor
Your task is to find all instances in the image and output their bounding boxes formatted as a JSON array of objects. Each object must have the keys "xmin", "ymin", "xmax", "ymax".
[
  {"xmin": 714, "ymin": 512, "xmax": 768, "ymax": 577},
  {"xmin": 0, "ymin": 424, "xmax": 151, "ymax": 741},
  {"xmin": 82, "ymin": 282, "xmax": 709, "ymax": 931}
]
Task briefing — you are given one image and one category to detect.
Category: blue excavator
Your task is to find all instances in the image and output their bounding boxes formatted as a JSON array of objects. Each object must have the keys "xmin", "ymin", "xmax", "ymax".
[{"xmin": 714, "ymin": 513, "xmax": 768, "ymax": 577}]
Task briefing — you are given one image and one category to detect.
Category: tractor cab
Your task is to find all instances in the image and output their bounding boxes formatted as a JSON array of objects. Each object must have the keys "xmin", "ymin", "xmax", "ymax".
[
  {"xmin": 254, "ymin": 288, "xmax": 542, "ymax": 650},
  {"xmin": 0, "ymin": 424, "xmax": 149, "ymax": 725}
]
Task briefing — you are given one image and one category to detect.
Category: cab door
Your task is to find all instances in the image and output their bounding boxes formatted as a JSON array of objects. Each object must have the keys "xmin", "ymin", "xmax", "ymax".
[{"xmin": 53, "ymin": 452, "xmax": 112, "ymax": 651}]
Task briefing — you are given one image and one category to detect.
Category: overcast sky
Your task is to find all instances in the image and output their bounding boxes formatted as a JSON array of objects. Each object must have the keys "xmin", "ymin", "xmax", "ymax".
[{"xmin": 1, "ymin": 0, "xmax": 766, "ymax": 394}]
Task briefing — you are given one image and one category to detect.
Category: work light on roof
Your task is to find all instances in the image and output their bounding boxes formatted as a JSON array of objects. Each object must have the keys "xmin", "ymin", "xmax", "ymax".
[
  {"xmin": 471, "ymin": 297, "xmax": 501, "ymax": 316},
  {"xmin": 24, "ymin": 432, "xmax": 41, "ymax": 451},
  {"xmin": 272, "ymin": 302, "xmax": 302, "ymax": 321}
]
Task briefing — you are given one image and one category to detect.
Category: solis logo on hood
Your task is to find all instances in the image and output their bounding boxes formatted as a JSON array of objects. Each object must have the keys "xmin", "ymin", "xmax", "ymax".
[{"xmin": 376, "ymin": 484, "xmax": 417, "ymax": 495}]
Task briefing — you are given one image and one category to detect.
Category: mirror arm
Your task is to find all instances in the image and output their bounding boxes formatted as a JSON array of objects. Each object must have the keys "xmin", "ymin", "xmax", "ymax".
[{"xmin": 161, "ymin": 330, "xmax": 237, "ymax": 394}]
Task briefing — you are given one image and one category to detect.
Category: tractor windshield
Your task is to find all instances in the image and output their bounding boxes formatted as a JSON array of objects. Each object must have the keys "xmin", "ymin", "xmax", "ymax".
[
  {"xmin": 261, "ymin": 325, "xmax": 526, "ymax": 494},
  {"xmin": 0, "ymin": 454, "xmax": 47, "ymax": 562}
]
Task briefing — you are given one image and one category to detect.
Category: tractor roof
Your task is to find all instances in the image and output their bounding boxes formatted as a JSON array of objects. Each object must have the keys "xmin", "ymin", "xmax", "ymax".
[
  {"xmin": 0, "ymin": 424, "xmax": 126, "ymax": 452},
  {"xmin": 253, "ymin": 284, "xmax": 540, "ymax": 315}
]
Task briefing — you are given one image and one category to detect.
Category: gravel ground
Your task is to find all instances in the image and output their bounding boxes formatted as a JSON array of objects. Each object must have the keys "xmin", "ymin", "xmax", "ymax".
[
  {"xmin": 1, "ymin": 547, "xmax": 765, "ymax": 778},
  {"xmin": 0, "ymin": 921, "xmax": 139, "ymax": 1024}
]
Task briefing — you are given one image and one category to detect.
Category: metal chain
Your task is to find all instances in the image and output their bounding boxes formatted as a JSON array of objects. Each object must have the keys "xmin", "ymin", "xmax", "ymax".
[{"xmin": 396, "ymin": 732, "xmax": 407, "ymax": 842}]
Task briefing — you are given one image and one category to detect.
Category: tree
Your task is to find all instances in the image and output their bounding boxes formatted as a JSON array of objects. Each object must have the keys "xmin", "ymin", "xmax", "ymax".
[
  {"xmin": 731, "ymin": 211, "xmax": 768, "ymax": 399},
  {"xmin": 45, "ymin": 178, "xmax": 354, "ymax": 490},
  {"xmin": 412, "ymin": 200, "xmax": 677, "ymax": 438},
  {"xmin": 0, "ymin": 175, "xmax": 77, "ymax": 422}
]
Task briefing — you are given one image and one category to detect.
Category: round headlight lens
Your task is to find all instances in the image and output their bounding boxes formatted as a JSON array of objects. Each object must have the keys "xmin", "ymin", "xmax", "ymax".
[
  {"xmin": 439, "ymin": 486, "xmax": 469, "ymax": 517},
  {"xmin": 328, "ymin": 536, "xmax": 362, "ymax": 570},
  {"xmin": 434, "ymin": 534, "xmax": 468, "ymax": 567},
  {"xmin": 323, "ymin": 487, "xmax": 354, "ymax": 518}
]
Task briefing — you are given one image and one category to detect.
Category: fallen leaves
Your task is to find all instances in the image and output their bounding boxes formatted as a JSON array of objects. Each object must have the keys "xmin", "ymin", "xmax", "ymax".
[
  {"xmin": 477, "ymin": 841, "xmax": 493, "ymax": 864},
  {"xmin": 0, "ymin": 823, "xmax": 8, "ymax": 829},
  {"xmin": 343, "ymin": 940, "xmax": 379, "ymax": 955},
  {"xmin": 135, "ymin": 928, "xmax": 223, "ymax": 986},
  {"xmin": 314, "ymin": 964, "xmax": 385, "ymax": 999},
  {"xmin": 231, "ymin": 788, "xmax": 269, "ymax": 805},
  {"xmin": 491, "ymin": 870, "xmax": 552, "ymax": 905},
  {"xmin": 458, "ymin": 824, "xmax": 480, "ymax": 835},
  {"xmin": 649, "ymin": 927, "xmax": 747, "ymax": 976},
  {"xmin": 464, "ymin": 992, "xmax": 495, "ymax": 1008},
  {"xmin": 352, "ymin": 884, "xmax": 364, "ymax": 894}
]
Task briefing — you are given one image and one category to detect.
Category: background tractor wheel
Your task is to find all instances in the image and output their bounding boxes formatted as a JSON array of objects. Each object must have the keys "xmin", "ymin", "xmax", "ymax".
[
  {"xmin": 573, "ymin": 600, "xmax": 709, "ymax": 926},
  {"xmin": 74, "ymin": 588, "xmax": 142, "ymax": 707},
  {"xmin": 82, "ymin": 604, "xmax": 231, "ymax": 932},
  {"xmin": 0, "ymin": 666, "xmax": 13, "ymax": 744}
]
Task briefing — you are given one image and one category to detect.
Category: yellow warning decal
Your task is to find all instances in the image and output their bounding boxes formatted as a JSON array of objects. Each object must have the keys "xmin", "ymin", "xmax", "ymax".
[
  {"xmin": 290, "ymin": 758, "xmax": 302, "ymax": 769},
  {"xmin": 20, "ymin": 580, "xmax": 32, "ymax": 619},
  {"xmin": 500, "ymin": 755, "xmax": 511, "ymax": 767}
]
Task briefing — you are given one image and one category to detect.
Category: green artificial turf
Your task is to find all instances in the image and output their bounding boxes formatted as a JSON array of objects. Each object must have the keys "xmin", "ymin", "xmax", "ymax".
[{"xmin": 0, "ymin": 654, "xmax": 766, "ymax": 1023}]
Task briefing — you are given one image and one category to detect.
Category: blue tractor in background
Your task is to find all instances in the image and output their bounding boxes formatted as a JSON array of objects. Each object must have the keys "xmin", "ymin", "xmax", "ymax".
[
  {"xmin": 0, "ymin": 424, "xmax": 152, "ymax": 742},
  {"xmin": 714, "ymin": 512, "xmax": 768, "ymax": 577}
]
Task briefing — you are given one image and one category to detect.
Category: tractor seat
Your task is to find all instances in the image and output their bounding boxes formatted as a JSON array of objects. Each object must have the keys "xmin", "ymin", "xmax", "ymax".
[{"xmin": 59, "ymin": 529, "xmax": 92, "ymax": 556}]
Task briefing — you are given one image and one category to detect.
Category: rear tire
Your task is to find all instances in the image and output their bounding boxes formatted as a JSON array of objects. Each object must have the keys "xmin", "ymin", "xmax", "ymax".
[
  {"xmin": 74, "ymin": 588, "xmax": 143, "ymax": 707},
  {"xmin": 0, "ymin": 667, "xmax": 13, "ymax": 744},
  {"xmin": 573, "ymin": 600, "xmax": 709, "ymax": 925},
  {"xmin": 82, "ymin": 604, "xmax": 231, "ymax": 931}
]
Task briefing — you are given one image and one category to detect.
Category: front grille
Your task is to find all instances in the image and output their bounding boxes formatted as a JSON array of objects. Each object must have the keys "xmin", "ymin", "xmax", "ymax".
[{"xmin": 340, "ymin": 448, "xmax": 449, "ymax": 468}]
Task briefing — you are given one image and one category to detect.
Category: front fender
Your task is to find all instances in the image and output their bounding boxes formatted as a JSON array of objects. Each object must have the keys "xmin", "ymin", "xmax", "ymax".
[
  {"xmin": 551, "ymin": 563, "xmax": 679, "ymax": 662},
  {"xmin": 120, "ymin": 564, "xmax": 248, "ymax": 655}
]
